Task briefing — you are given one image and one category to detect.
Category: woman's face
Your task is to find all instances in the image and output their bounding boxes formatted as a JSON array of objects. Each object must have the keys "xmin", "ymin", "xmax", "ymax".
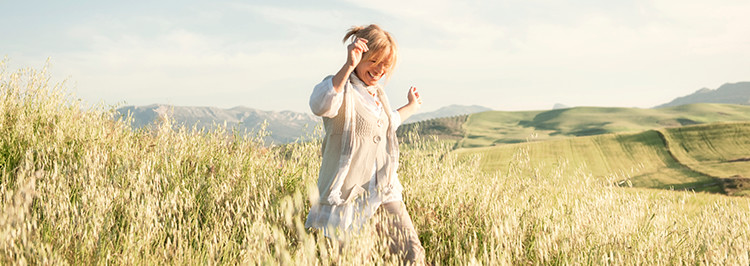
[{"xmin": 355, "ymin": 51, "xmax": 392, "ymax": 86}]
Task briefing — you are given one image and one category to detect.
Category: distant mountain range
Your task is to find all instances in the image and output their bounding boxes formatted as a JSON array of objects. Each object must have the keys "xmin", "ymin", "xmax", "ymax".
[
  {"xmin": 116, "ymin": 81, "xmax": 750, "ymax": 144},
  {"xmin": 116, "ymin": 104, "xmax": 491, "ymax": 144},
  {"xmin": 116, "ymin": 105, "xmax": 320, "ymax": 144},
  {"xmin": 656, "ymin": 82, "xmax": 750, "ymax": 108}
]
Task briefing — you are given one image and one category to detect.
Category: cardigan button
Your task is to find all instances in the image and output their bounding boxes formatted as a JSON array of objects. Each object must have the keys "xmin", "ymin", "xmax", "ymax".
[{"xmin": 374, "ymin": 135, "xmax": 381, "ymax": 143}]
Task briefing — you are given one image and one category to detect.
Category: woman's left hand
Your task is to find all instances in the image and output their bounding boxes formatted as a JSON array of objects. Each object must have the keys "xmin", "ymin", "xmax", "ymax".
[
  {"xmin": 407, "ymin": 86, "xmax": 423, "ymax": 106},
  {"xmin": 397, "ymin": 86, "xmax": 424, "ymax": 122}
]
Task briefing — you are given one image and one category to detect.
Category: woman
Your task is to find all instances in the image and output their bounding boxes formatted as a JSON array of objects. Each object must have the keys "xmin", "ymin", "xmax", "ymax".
[{"xmin": 305, "ymin": 24, "xmax": 425, "ymax": 263}]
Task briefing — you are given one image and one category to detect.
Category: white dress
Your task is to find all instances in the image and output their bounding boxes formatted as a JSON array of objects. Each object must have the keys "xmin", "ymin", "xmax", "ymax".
[{"xmin": 307, "ymin": 75, "xmax": 405, "ymax": 238}]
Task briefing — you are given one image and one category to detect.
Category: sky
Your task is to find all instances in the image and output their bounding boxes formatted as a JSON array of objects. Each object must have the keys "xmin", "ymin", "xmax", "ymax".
[{"xmin": 2, "ymin": 0, "xmax": 749, "ymax": 113}]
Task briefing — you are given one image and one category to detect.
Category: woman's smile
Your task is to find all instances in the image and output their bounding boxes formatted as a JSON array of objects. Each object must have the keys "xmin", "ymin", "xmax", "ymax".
[
  {"xmin": 368, "ymin": 71, "xmax": 383, "ymax": 80},
  {"xmin": 356, "ymin": 58, "xmax": 390, "ymax": 86}
]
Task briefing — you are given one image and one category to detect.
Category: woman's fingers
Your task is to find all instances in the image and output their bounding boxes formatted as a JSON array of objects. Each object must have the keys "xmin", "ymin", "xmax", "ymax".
[
  {"xmin": 358, "ymin": 43, "xmax": 369, "ymax": 53},
  {"xmin": 346, "ymin": 38, "xmax": 366, "ymax": 66},
  {"xmin": 361, "ymin": 40, "xmax": 369, "ymax": 52},
  {"xmin": 409, "ymin": 86, "xmax": 422, "ymax": 105},
  {"xmin": 346, "ymin": 38, "xmax": 369, "ymax": 67},
  {"xmin": 349, "ymin": 38, "xmax": 368, "ymax": 51},
  {"xmin": 354, "ymin": 38, "xmax": 369, "ymax": 53}
]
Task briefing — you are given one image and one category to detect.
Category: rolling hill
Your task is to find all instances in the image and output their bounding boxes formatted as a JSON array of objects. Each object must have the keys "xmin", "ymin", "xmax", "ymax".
[
  {"xmin": 456, "ymin": 103, "xmax": 750, "ymax": 148},
  {"xmin": 664, "ymin": 122, "xmax": 750, "ymax": 177},
  {"xmin": 405, "ymin": 103, "xmax": 750, "ymax": 196},
  {"xmin": 455, "ymin": 122, "xmax": 750, "ymax": 196}
]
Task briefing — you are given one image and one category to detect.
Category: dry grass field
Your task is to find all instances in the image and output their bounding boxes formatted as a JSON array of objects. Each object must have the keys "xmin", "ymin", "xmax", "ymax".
[{"xmin": 2, "ymin": 62, "xmax": 750, "ymax": 264}]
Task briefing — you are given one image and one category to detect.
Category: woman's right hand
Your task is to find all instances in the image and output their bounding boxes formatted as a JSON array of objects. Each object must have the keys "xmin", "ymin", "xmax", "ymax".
[
  {"xmin": 332, "ymin": 37, "xmax": 369, "ymax": 93},
  {"xmin": 346, "ymin": 38, "xmax": 369, "ymax": 68}
]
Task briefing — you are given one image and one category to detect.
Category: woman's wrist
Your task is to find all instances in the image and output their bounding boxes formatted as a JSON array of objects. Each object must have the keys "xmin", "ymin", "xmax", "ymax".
[
  {"xmin": 399, "ymin": 102, "xmax": 420, "ymax": 113},
  {"xmin": 332, "ymin": 64, "xmax": 355, "ymax": 93},
  {"xmin": 341, "ymin": 63, "xmax": 356, "ymax": 75}
]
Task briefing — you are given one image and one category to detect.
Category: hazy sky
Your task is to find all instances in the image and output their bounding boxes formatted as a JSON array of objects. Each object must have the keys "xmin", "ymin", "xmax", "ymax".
[{"xmin": 2, "ymin": 0, "xmax": 749, "ymax": 113}]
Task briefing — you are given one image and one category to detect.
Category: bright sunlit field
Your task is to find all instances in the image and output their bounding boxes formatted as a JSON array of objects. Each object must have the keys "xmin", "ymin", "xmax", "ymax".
[{"xmin": 2, "ymin": 63, "xmax": 749, "ymax": 264}]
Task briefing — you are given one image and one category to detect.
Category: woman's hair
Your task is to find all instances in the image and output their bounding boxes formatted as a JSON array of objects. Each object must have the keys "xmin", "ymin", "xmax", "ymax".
[{"xmin": 343, "ymin": 24, "xmax": 398, "ymax": 80}]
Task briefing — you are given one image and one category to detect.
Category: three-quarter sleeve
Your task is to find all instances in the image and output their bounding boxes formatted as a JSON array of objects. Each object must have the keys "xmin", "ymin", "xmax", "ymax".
[
  {"xmin": 390, "ymin": 110, "xmax": 402, "ymax": 129},
  {"xmin": 309, "ymin": 75, "xmax": 344, "ymax": 118}
]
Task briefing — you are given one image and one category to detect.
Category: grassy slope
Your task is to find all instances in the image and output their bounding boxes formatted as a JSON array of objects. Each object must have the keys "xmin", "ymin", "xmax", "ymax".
[
  {"xmin": 458, "ymin": 110, "xmax": 541, "ymax": 147},
  {"xmin": 458, "ymin": 104, "xmax": 750, "ymax": 148},
  {"xmin": 397, "ymin": 115, "xmax": 468, "ymax": 143},
  {"xmin": 661, "ymin": 122, "xmax": 750, "ymax": 178},
  {"xmin": 456, "ymin": 122, "xmax": 750, "ymax": 194},
  {"xmin": 455, "ymin": 130, "xmax": 720, "ymax": 192}
]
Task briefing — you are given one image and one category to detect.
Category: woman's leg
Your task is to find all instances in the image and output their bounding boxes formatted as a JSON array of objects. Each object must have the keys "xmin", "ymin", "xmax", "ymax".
[{"xmin": 376, "ymin": 201, "xmax": 426, "ymax": 264}]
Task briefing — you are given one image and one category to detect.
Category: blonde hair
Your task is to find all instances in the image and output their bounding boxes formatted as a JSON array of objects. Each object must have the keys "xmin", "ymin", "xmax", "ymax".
[{"xmin": 343, "ymin": 24, "xmax": 398, "ymax": 80}]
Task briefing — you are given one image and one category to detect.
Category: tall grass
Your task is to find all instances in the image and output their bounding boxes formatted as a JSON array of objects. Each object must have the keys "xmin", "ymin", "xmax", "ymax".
[{"xmin": 2, "ymin": 62, "xmax": 749, "ymax": 264}]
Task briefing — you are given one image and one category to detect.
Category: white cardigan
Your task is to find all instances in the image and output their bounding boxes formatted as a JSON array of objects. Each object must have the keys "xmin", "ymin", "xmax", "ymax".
[{"xmin": 307, "ymin": 75, "xmax": 404, "ymax": 238}]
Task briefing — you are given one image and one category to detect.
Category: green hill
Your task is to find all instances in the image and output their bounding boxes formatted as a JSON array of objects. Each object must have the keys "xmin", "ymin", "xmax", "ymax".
[
  {"xmin": 456, "ymin": 103, "xmax": 750, "ymax": 148},
  {"xmin": 455, "ymin": 122, "xmax": 750, "ymax": 196},
  {"xmin": 401, "ymin": 102, "xmax": 750, "ymax": 196},
  {"xmin": 661, "ymin": 123, "xmax": 750, "ymax": 196},
  {"xmin": 662, "ymin": 122, "xmax": 750, "ymax": 178},
  {"xmin": 397, "ymin": 115, "xmax": 468, "ymax": 143}
]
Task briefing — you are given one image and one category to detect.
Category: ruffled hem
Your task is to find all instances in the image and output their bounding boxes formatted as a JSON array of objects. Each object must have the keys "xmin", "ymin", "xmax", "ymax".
[
  {"xmin": 327, "ymin": 190, "xmax": 344, "ymax": 205},
  {"xmin": 306, "ymin": 179, "xmax": 404, "ymax": 240}
]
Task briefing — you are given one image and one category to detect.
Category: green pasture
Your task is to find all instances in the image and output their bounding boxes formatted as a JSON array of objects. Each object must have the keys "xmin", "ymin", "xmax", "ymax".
[
  {"xmin": 458, "ymin": 103, "xmax": 750, "ymax": 148},
  {"xmin": 456, "ymin": 122, "xmax": 750, "ymax": 194},
  {"xmin": 455, "ymin": 130, "xmax": 719, "ymax": 192},
  {"xmin": 661, "ymin": 122, "xmax": 750, "ymax": 178}
]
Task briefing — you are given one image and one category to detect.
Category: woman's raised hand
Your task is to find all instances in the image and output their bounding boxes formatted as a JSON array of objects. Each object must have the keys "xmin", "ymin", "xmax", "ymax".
[
  {"xmin": 408, "ymin": 86, "xmax": 423, "ymax": 106},
  {"xmin": 332, "ymin": 37, "xmax": 368, "ymax": 93},
  {"xmin": 346, "ymin": 38, "xmax": 369, "ymax": 68},
  {"xmin": 397, "ymin": 86, "xmax": 423, "ymax": 122}
]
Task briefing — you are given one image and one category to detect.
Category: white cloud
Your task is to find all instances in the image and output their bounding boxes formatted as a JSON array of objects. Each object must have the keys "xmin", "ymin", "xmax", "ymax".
[
  {"xmin": 343, "ymin": 0, "xmax": 507, "ymax": 48},
  {"xmin": 649, "ymin": 0, "xmax": 750, "ymax": 55},
  {"xmin": 340, "ymin": 0, "xmax": 750, "ymax": 110},
  {"xmin": 6, "ymin": 1, "xmax": 749, "ymax": 112},
  {"xmin": 53, "ymin": 17, "xmax": 342, "ymax": 110},
  {"xmin": 233, "ymin": 3, "xmax": 346, "ymax": 31}
]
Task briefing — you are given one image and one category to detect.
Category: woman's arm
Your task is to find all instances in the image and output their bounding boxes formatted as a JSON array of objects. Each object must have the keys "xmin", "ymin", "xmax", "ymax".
[
  {"xmin": 309, "ymin": 76, "xmax": 343, "ymax": 117},
  {"xmin": 310, "ymin": 38, "xmax": 369, "ymax": 117},
  {"xmin": 397, "ymin": 87, "xmax": 423, "ymax": 123},
  {"xmin": 332, "ymin": 38, "xmax": 368, "ymax": 93}
]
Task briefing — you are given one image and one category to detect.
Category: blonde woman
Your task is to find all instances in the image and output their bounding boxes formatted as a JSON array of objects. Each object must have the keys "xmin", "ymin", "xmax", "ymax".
[{"xmin": 306, "ymin": 24, "xmax": 425, "ymax": 263}]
